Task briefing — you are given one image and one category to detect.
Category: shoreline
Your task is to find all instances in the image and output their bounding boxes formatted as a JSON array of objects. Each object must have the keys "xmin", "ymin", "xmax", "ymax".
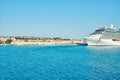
[
  {"xmin": 0, "ymin": 44, "xmax": 78, "ymax": 46},
  {"xmin": 0, "ymin": 42, "xmax": 87, "ymax": 46},
  {"xmin": 0, "ymin": 43, "xmax": 86, "ymax": 46},
  {"xmin": 0, "ymin": 37, "xmax": 87, "ymax": 46}
]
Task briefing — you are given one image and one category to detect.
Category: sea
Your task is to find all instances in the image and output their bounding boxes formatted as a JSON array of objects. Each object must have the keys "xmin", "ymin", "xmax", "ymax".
[{"xmin": 0, "ymin": 45, "xmax": 120, "ymax": 80}]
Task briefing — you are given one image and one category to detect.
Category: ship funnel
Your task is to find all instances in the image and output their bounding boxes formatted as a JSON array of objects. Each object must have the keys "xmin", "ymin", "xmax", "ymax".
[{"xmin": 110, "ymin": 24, "xmax": 114, "ymax": 28}]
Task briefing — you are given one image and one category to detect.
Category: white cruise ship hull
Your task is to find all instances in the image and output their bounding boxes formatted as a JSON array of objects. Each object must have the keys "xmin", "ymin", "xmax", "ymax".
[
  {"xmin": 84, "ymin": 24, "xmax": 120, "ymax": 46},
  {"xmin": 84, "ymin": 37, "xmax": 120, "ymax": 46}
]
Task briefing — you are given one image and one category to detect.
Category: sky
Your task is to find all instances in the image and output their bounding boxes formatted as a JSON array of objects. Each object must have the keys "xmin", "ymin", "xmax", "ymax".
[{"xmin": 0, "ymin": 0, "xmax": 120, "ymax": 39}]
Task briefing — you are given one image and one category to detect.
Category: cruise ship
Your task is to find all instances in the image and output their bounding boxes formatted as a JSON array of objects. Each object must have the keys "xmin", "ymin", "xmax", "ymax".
[{"xmin": 84, "ymin": 24, "xmax": 120, "ymax": 45}]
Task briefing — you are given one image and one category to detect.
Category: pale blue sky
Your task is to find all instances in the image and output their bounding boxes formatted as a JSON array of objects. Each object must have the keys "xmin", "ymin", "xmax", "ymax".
[{"xmin": 0, "ymin": 0, "xmax": 120, "ymax": 39}]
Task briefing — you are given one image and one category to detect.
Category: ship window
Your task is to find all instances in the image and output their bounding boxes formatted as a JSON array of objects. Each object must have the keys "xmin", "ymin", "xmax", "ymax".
[{"xmin": 112, "ymin": 39, "xmax": 116, "ymax": 41}]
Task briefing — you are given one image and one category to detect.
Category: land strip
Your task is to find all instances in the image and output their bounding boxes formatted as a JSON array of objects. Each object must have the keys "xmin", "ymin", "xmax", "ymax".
[{"xmin": 0, "ymin": 36, "xmax": 87, "ymax": 46}]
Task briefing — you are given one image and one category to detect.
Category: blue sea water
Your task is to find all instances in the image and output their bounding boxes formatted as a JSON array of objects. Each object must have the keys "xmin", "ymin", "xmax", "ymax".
[{"xmin": 0, "ymin": 46, "xmax": 120, "ymax": 80}]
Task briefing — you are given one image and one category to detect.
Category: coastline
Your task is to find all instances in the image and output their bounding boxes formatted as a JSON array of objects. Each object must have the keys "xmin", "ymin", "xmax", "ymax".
[
  {"xmin": 0, "ymin": 41, "xmax": 87, "ymax": 46},
  {"xmin": 0, "ymin": 37, "xmax": 87, "ymax": 46},
  {"xmin": 0, "ymin": 44, "xmax": 87, "ymax": 46},
  {"xmin": 0, "ymin": 41, "xmax": 86, "ymax": 46}
]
